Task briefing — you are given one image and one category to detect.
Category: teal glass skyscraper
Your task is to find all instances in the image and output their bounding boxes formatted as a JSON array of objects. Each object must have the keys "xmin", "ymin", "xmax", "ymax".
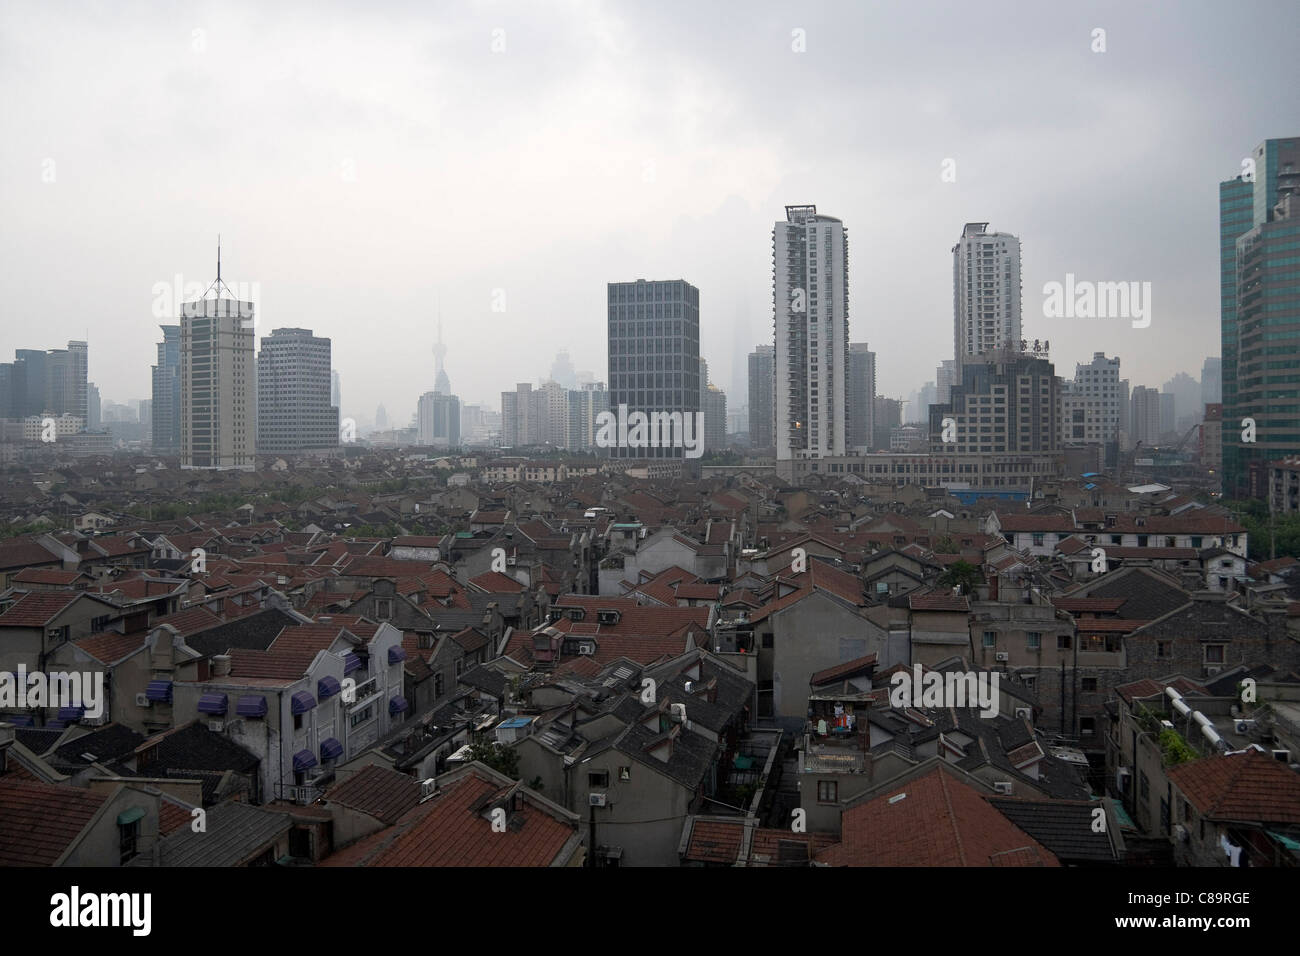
[{"xmin": 1220, "ymin": 137, "xmax": 1300, "ymax": 497}]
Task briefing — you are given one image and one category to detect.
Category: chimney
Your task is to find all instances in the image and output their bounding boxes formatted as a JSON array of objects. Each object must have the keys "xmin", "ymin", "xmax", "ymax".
[{"xmin": 212, "ymin": 654, "xmax": 232, "ymax": 677}]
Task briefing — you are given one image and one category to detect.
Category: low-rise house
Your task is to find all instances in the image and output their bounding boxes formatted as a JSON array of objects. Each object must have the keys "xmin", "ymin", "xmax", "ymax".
[{"xmin": 321, "ymin": 761, "xmax": 583, "ymax": 867}]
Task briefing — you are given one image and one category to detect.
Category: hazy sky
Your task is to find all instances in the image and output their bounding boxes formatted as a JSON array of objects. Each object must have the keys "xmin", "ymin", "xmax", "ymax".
[{"xmin": 2, "ymin": 0, "xmax": 1297, "ymax": 426}]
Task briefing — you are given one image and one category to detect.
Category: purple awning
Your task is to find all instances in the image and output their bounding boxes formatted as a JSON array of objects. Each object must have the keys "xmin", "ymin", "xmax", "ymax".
[
  {"xmin": 343, "ymin": 653, "xmax": 363, "ymax": 675},
  {"xmin": 57, "ymin": 706, "xmax": 84, "ymax": 722},
  {"xmin": 388, "ymin": 645, "xmax": 406, "ymax": 664},
  {"xmin": 3, "ymin": 715, "xmax": 34, "ymax": 727},
  {"xmin": 292, "ymin": 749, "xmax": 318, "ymax": 772},
  {"xmin": 318, "ymin": 676, "xmax": 341, "ymax": 699},
  {"xmin": 197, "ymin": 693, "xmax": 228, "ymax": 715},
  {"xmin": 388, "ymin": 695, "xmax": 408, "ymax": 716},
  {"xmin": 320, "ymin": 737, "xmax": 343, "ymax": 761},
  {"xmin": 290, "ymin": 691, "xmax": 317, "ymax": 715},
  {"xmin": 145, "ymin": 679, "xmax": 173, "ymax": 702},
  {"xmin": 235, "ymin": 694, "xmax": 267, "ymax": 718}
]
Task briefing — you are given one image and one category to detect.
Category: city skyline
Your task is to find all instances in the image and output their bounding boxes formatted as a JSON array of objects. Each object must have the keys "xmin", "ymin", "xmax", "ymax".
[{"xmin": 4, "ymin": 2, "xmax": 1298, "ymax": 420}]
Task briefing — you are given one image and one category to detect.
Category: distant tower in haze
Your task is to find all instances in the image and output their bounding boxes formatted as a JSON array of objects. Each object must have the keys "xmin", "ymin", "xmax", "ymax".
[{"xmin": 433, "ymin": 318, "xmax": 451, "ymax": 396}]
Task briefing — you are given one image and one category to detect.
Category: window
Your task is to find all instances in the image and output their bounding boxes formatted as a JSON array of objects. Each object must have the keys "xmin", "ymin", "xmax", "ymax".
[
  {"xmin": 1026, "ymin": 632, "xmax": 1042, "ymax": 650},
  {"xmin": 119, "ymin": 819, "xmax": 140, "ymax": 864},
  {"xmin": 982, "ymin": 631, "xmax": 996, "ymax": 647},
  {"xmin": 1057, "ymin": 635, "xmax": 1072, "ymax": 650},
  {"xmin": 375, "ymin": 598, "xmax": 393, "ymax": 620},
  {"xmin": 1081, "ymin": 677, "xmax": 1098, "ymax": 692},
  {"xmin": 1205, "ymin": 644, "xmax": 1226, "ymax": 664},
  {"xmin": 293, "ymin": 712, "xmax": 304, "ymax": 732},
  {"xmin": 434, "ymin": 673, "xmax": 445, "ymax": 698},
  {"xmin": 1032, "ymin": 533, "xmax": 1044, "ymax": 546},
  {"xmin": 1080, "ymin": 716, "xmax": 1095, "ymax": 736},
  {"xmin": 618, "ymin": 766, "xmax": 631, "ymax": 781},
  {"xmin": 817, "ymin": 780, "xmax": 838, "ymax": 803},
  {"xmin": 762, "ymin": 633, "xmax": 774, "ymax": 649},
  {"xmin": 349, "ymin": 704, "xmax": 373, "ymax": 728},
  {"xmin": 588, "ymin": 770, "xmax": 609, "ymax": 789}
]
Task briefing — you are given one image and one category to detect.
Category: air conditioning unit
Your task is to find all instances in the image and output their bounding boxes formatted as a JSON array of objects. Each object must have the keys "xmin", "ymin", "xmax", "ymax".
[
  {"xmin": 588, "ymin": 792, "xmax": 607, "ymax": 807},
  {"xmin": 134, "ymin": 693, "xmax": 152, "ymax": 707},
  {"xmin": 208, "ymin": 720, "xmax": 224, "ymax": 732},
  {"xmin": 1015, "ymin": 707, "xmax": 1032, "ymax": 720},
  {"xmin": 420, "ymin": 778, "xmax": 437, "ymax": 800},
  {"xmin": 992, "ymin": 781, "xmax": 1013, "ymax": 795},
  {"xmin": 1235, "ymin": 719, "xmax": 1256, "ymax": 735},
  {"xmin": 506, "ymin": 557, "xmax": 516, "ymax": 566},
  {"xmin": 669, "ymin": 703, "xmax": 687, "ymax": 721},
  {"xmin": 1205, "ymin": 666, "xmax": 1222, "ymax": 676},
  {"xmin": 995, "ymin": 652, "xmax": 1009, "ymax": 662}
]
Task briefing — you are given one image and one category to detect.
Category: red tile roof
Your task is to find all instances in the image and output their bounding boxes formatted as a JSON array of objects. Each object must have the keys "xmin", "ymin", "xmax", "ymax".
[
  {"xmin": 468, "ymin": 571, "xmax": 527, "ymax": 593},
  {"xmin": 325, "ymin": 770, "xmax": 577, "ymax": 867},
  {"xmin": 1168, "ymin": 749, "xmax": 1300, "ymax": 823},
  {"xmin": 152, "ymin": 605, "xmax": 223, "ymax": 636},
  {"xmin": 0, "ymin": 538, "xmax": 63, "ymax": 570},
  {"xmin": 1114, "ymin": 676, "xmax": 1209, "ymax": 704},
  {"xmin": 908, "ymin": 591, "xmax": 971, "ymax": 612},
  {"xmin": 10, "ymin": 568, "xmax": 85, "ymax": 586},
  {"xmin": 816, "ymin": 766, "xmax": 1060, "ymax": 867},
  {"xmin": 0, "ymin": 591, "xmax": 81, "ymax": 627},
  {"xmin": 810, "ymin": 653, "xmax": 879, "ymax": 687},
  {"xmin": 75, "ymin": 630, "xmax": 146, "ymax": 665},
  {"xmin": 683, "ymin": 819, "xmax": 743, "ymax": 863},
  {"xmin": 326, "ymin": 764, "xmax": 422, "ymax": 824},
  {"xmin": 0, "ymin": 779, "xmax": 109, "ymax": 866},
  {"xmin": 227, "ymin": 647, "xmax": 314, "ymax": 680}
]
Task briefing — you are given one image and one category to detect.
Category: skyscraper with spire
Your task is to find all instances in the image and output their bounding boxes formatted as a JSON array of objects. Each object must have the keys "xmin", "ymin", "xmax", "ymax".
[
  {"xmin": 180, "ymin": 241, "xmax": 256, "ymax": 469},
  {"xmin": 433, "ymin": 317, "xmax": 451, "ymax": 396}
]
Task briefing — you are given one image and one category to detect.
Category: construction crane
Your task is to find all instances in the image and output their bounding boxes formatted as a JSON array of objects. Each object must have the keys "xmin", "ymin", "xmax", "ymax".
[{"xmin": 1174, "ymin": 422, "xmax": 1202, "ymax": 457}]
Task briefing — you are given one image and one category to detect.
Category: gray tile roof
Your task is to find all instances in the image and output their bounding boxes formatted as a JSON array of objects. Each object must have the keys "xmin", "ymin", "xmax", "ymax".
[
  {"xmin": 129, "ymin": 801, "xmax": 292, "ymax": 866},
  {"xmin": 989, "ymin": 798, "xmax": 1118, "ymax": 863}
]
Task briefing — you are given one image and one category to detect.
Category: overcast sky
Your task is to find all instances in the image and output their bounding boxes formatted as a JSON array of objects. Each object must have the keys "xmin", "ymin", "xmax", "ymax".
[{"xmin": 2, "ymin": 0, "xmax": 1297, "ymax": 427}]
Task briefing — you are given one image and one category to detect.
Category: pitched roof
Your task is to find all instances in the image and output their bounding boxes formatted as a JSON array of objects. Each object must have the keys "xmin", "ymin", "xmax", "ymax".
[
  {"xmin": 0, "ymin": 779, "xmax": 108, "ymax": 865},
  {"xmin": 1168, "ymin": 750, "xmax": 1300, "ymax": 823},
  {"xmin": 988, "ymin": 798, "xmax": 1118, "ymax": 863},
  {"xmin": 468, "ymin": 571, "xmax": 527, "ymax": 593},
  {"xmin": 131, "ymin": 801, "xmax": 293, "ymax": 867},
  {"xmin": 816, "ymin": 765, "xmax": 1061, "ymax": 867},
  {"xmin": 74, "ymin": 630, "xmax": 146, "ymax": 665},
  {"xmin": 324, "ymin": 768, "xmax": 577, "ymax": 867},
  {"xmin": 0, "ymin": 591, "xmax": 80, "ymax": 627},
  {"xmin": 810, "ymin": 653, "xmax": 879, "ymax": 687},
  {"xmin": 326, "ymin": 764, "xmax": 422, "ymax": 825}
]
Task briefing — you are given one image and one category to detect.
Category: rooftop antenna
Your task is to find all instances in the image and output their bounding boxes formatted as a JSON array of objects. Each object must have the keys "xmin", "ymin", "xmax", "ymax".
[{"xmin": 202, "ymin": 234, "xmax": 233, "ymax": 300}]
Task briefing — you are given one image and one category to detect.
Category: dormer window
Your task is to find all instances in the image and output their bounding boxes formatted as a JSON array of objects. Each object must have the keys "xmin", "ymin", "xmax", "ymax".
[
  {"xmin": 568, "ymin": 608, "xmax": 586, "ymax": 622},
  {"xmin": 597, "ymin": 609, "xmax": 620, "ymax": 625}
]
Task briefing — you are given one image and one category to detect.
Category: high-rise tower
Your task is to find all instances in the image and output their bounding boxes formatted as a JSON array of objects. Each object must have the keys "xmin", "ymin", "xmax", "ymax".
[{"xmin": 773, "ymin": 205, "xmax": 849, "ymax": 460}]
